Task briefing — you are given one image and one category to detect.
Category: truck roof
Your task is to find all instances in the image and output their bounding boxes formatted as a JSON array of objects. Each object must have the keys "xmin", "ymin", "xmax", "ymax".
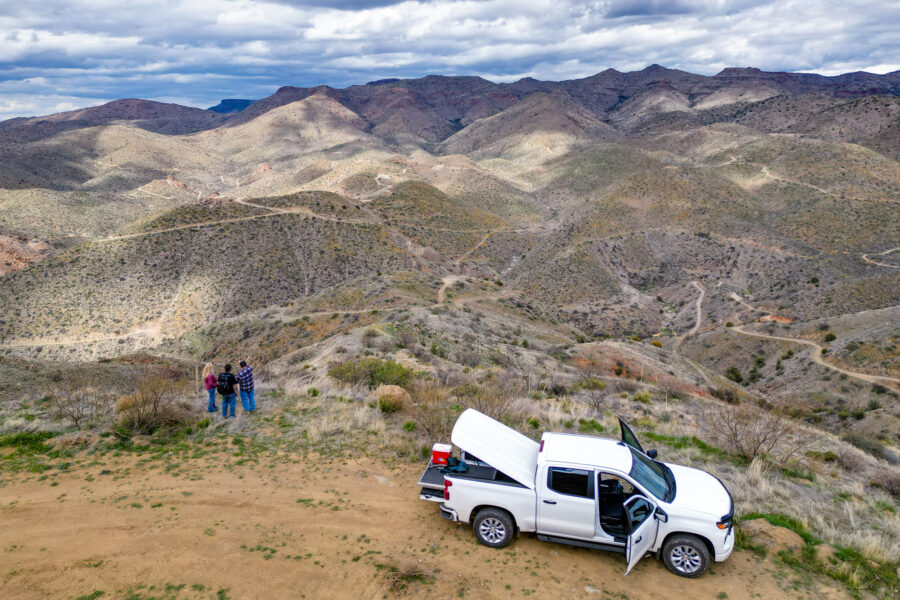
[{"xmin": 540, "ymin": 432, "xmax": 633, "ymax": 473}]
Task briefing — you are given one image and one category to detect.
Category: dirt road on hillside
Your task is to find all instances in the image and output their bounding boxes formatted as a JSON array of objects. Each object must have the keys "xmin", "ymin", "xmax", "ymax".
[
  {"xmin": 728, "ymin": 294, "xmax": 900, "ymax": 388},
  {"xmin": 0, "ymin": 453, "xmax": 842, "ymax": 600},
  {"xmin": 862, "ymin": 246, "xmax": 900, "ymax": 269}
]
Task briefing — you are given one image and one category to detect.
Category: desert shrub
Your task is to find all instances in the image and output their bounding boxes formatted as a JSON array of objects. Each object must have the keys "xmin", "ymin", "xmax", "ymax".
[
  {"xmin": 394, "ymin": 330, "xmax": 415, "ymax": 349},
  {"xmin": 0, "ymin": 431, "xmax": 53, "ymax": 454},
  {"xmin": 650, "ymin": 340, "xmax": 663, "ymax": 347},
  {"xmin": 842, "ymin": 432, "xmax": 886, "ymax": 460},
  {"xmin": 378, "ymin": 397, "xmax": 403, "ymax": 414},
  {"xmin": 544, "ymin": 382, "xmax": 568, "ymax": 397},
  {"xmin": 327, "ymin": 358, "xmax": 414, "ymax": 389},
  {"xmin": 871, "ymin": 384, "xmax": 888, "ymax": 395},
  {"xmin": 527, "ymin": 416, "xmax": 540, "ymax": 429},
  {"xmin": 402, "ymin": 421, "xmax": 416, "ymax": 432},
  {"xmin": 837, "ymin": 446, "xmax": 866, "ymax": 471},
  {"xmin": 452, "ymin": 370, "xmax": 523, "ymax": 420},
  {"xmin": 407, "ymin": 379, "xmax": 455, "ymax": 439},
  {"xmin": 705, "ymin": 404, "xmax": 797, "ymax": 463},
  {"xmin": 725, "ymin": 366, "xmax": 743, "ymax": 383},
  {"xmin": 49, "ymin": 375, "xmax": 116, "ymax": 430},
  {"xmin": 362, "ymin": 328, "xmax": 380, "ymax": 348},
  {"xmin": 824, "ymin": 332, "xmax": 836, "ymax": 342},
  {"xmin": 632, "ymin": 391, "xmax": 652, "ymax": 404},
  {"xmin": 871, "ymin": 468, "xmax": 900, "ymax": 499},
  {"xmin": 116, "ymin": 376, "xmax": 195, "ymax": 435},
  {"xmin": 454, "ymin": 349, "xmax": 481, "ymax": 367},
  {"xmin": 578, "ymin": 418, "xmax": 604, "ymax": 433},
  {"xmin": 610, "ymin": 378, "xmax": 639, "ymax": 394}
]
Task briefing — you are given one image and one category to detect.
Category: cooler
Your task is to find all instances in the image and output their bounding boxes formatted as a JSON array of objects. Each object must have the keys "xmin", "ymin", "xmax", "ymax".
[{"xmin": 431, "ymin": 443, "xmax": 452, "ymax": 466}]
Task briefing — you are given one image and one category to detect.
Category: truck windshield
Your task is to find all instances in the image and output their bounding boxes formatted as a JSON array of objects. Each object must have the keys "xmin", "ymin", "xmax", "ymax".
[{"xmin": 628, "ymin": 448, "xmax": 673, "ymax": 501}]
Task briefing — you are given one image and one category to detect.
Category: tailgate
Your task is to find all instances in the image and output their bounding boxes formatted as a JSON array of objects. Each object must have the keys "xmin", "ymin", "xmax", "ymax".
[{"xmin": 418, "ymin": 461, "xmax": 445, "ymax": 503}]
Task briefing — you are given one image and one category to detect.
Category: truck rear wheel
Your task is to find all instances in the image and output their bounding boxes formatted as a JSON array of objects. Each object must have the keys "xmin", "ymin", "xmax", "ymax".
[
  {"xmin": 661, "ymin": 534, "xmax": 710, "ymax": 578},
  {"xmin": 472, "ymin": 508, "xmax": 514, "ymax": 548}
]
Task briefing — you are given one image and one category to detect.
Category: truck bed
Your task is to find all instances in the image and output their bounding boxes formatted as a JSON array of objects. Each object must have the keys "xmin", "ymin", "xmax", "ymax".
[{"xmin": 418, "ymin": 461, "xmax": 524, "ymax": 490}]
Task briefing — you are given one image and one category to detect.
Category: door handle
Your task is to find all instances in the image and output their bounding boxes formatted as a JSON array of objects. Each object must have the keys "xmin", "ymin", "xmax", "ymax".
[
  {"xmin": 542, "ymin": 500, "xmax": 557, "ymax": 505},
  {"xmin": 634, "ymin": 536, "xmax": 642, "ymax": 543}
]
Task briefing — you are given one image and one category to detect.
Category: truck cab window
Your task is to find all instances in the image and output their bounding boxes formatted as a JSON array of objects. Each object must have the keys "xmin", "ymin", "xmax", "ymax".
[{"xmin": 547, "ymin": 467, "xmax": 594, "ymax": 498}]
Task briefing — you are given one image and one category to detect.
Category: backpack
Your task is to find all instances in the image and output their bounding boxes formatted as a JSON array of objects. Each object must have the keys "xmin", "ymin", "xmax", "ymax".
[{"xmin": 217, "ymin": 373, "xmax": 232, "ymax": 395}]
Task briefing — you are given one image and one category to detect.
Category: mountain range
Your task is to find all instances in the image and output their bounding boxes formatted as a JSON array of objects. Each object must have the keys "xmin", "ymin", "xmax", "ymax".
[{"xmin": 0, "ymin": 64, "xmax": 898, "ymax": 444}]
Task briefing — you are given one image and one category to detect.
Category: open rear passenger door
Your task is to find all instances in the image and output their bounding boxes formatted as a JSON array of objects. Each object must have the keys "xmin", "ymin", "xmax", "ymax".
[{"xmin": 623, "ymin": 496, "xmax": 659, "ymax": 575}]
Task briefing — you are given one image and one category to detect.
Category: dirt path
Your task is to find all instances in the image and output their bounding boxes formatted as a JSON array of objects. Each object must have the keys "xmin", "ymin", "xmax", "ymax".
[
  {"xmin": 862, "ymin": 246, "xmax": 900, "ymax": 269},
  {"xmin": 0, "ymin": 326, "xmax": 159, "ymax": 349},
  {"xmin": 687, "ymin": 281, "xmax": 705, "ymax": 337},
  {"xmin": 672, "ymin": 281, "xmax": 716, "ymax": 388},
  {"xmin": 759, "ymin": 165, "xmax": 833, "ymax": 196},
  {"xmin": 728, "ymin": 294, "xmax": 900, "ymax": 388},
  {"xmin": 455, "ymin": 230, "xmax": 494, "ymax": 262},
  {"xmin": 437, "ymin": 275, "xmax": 465, "ymax": 303},
  {"xmin": 0, "ymin": 452, "xmax": 831, "ymax": 600}
]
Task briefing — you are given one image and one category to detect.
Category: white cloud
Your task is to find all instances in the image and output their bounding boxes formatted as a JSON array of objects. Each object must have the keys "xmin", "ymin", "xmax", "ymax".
[{"xmin": 0, "ymin": 0, "xmax": 897, "ymax": 118}]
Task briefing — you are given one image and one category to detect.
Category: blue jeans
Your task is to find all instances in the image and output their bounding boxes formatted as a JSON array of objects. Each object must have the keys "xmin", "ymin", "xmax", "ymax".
[
  {"xmin": 240, "ymin": 389, "xmax": 255, "ymax": 412},
  {"xmin": 221, "ymin": 393, "xmax": 236, "ymax": 418},
  {"xmin": 206, "ymin": 388, "xmax": 217, "ymax": 412}
]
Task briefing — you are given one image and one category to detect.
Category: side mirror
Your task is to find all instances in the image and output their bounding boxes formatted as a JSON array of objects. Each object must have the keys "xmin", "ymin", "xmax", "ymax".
[
  {"xmin": 655, "ymin": 507, "xmax": 668, "ymax": 523},
  {"xmin": 647, "ymin": 448, "xmax": 658, "ymax": 459}
]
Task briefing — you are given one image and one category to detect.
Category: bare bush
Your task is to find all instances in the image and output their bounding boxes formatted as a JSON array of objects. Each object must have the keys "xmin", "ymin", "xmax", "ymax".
[
  {"xmin": 837, "ymin": 446, "xmax": 867, "ymax": 471},
  {"xmin": 407, "ymin": 380, "xmax": 454, "ymax": 439},
  {"xmin": 610, "ymin": 378, "xmax": 639, "ymax": 394},
  {"xmin": 49, "ymin": 375, "xmax": 115, "ymax": 430},
  {"xmin": 872, "ymin": 467, "xmax": 900, "ymax": 499},
  {"xmin": 453, "ymin": 370, "xmax": 524, "ymax": 420},
  {"xmin": 704, "ymin": 403, "xmax": 800, "ymax": 463},
  {"xmin": 116, "ymin": 375, "xmax": 196, "ymax": 434}
]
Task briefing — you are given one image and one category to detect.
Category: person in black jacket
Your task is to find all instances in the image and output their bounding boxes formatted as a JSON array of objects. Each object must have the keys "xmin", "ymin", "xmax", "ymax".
[{"xmin": 217, "ymin": 364, "xmax": 240, "ymax": 419}]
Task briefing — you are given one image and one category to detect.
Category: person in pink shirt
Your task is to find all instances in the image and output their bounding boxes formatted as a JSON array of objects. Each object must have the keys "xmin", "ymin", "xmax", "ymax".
[{"xmin": 202, "ymin": 363, "xmax": 218, "ymax": 413}]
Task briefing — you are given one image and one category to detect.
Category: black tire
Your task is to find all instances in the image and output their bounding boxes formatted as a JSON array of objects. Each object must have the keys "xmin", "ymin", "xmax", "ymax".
[
  {"xmin": 472, "ymin": 508, "xmax": 515, "ymax": 548},
  {"xmin": 661, "ymin": 534, "xmax": 710, "ymax": 578}
]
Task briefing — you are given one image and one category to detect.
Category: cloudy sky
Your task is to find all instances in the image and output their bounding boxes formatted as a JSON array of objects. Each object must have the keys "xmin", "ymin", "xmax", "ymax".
[{"xmin": 1, "ymin": 0, "xmax": 898, "ymax": 119}]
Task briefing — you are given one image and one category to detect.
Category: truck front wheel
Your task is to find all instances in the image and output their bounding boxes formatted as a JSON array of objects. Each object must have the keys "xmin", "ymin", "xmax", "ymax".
[
  {"xmin": 661, "ymin": 534, "xmax": 710, "ymax": 577},
  {"xmin": 472, "ymin": 508, "xmax": 514, "ymax": 548}
]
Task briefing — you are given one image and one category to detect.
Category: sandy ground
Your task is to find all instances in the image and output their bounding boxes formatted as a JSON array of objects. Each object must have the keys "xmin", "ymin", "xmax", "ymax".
[{"xmin": 0, "ymin": 447, "xmax": 848, "ymax": 600}]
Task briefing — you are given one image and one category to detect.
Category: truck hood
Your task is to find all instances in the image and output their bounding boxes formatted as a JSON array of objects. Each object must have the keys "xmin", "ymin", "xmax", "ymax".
[
  {"xmin": 451, "ymin": 409, "xmax": 539, "ymax": 489},
  {"xmin": 666, "ymin": 464, "xmax": 732, "ymax": 518}
]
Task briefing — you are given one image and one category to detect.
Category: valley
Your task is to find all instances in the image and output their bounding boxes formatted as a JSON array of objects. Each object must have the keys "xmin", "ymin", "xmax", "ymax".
[{"xmin": 0, "ymin": 65, "xmax": 898, "ymax": 599}]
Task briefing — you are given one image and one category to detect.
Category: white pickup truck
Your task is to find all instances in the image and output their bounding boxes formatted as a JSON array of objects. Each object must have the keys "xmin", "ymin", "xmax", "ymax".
[{"xmin": 418, "ymin": 409, "xmax": 734, "ymax": 577}]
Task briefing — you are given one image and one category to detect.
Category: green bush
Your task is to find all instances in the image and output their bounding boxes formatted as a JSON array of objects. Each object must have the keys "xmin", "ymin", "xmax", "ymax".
[
  {"xmin": 0, "ymin": 431, "xmax": 53, "ymax": 454},
  {"xmin": 632, "ymin": 391, "xmax": 652, "ymax": 404},
  {"xmin": 378, "ymin": 397, "xmax": 403, "ymax": 414},
  {"xmin": 725, "ymin": 366, "xmax": 743, "ymax": 383},
  {"xmin": 527, "ymin": 416, "xmax": 540, "ymax": 429},
  {"xmin": 402, "ymin": 421, "xmax": 416, "ymax": 432},
  {"xmin": 328, "ymin": 358, "xmax": 414, "ymax": 389},
  {"xmin": 578, "ymin": 418, "xmax": 604, "ymax": 433},
  {"xmin": 824, "ymin": 333, "xmax": 836, "ymax": 343}
]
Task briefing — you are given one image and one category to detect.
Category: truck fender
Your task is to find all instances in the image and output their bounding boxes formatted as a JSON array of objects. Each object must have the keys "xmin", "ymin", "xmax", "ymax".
[
  {"xmin": 470, "ymin": 505, "xmax": 518, "ymax": 535},
  {"xmin": 658, "ymin": 531, "xmax": 714, "ymax": 559}
]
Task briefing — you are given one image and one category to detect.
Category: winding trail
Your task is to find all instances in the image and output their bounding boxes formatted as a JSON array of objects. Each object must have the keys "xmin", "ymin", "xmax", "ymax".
[
  {"xmin": 436, "ymin": 275, "xmax": 464, "ymax": 303},
  {"xmin": 758, "ymin": 165, "xmax": 833, "ymax": 196},
  {"xmin": 672, "ymin": 281, "xmax": 716, "ymax": 388},
  {"xmin": 687, "ymin": 281, "xmax": 705, "ymax": 337},
  {"xmin": 862, "ymin": 246, "xmax": 900, "ymax": 269},
  {"xmin": 728, "ymin": 294, "xmax": 900, "ymax": 388},
  {"xmin": 455, "ymin": 230, "xmax": 494, "ymax": 262}
]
